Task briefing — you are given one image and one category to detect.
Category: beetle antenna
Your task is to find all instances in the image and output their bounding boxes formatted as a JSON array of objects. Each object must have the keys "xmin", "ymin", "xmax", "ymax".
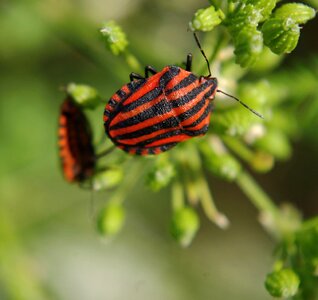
[
  {"xmin": 217, "ymin": 89, "xmax": 264, "ymax": 119},
  {"xmin": 193, "ymin": 32, "xmax": 211, "ymax": 78}
]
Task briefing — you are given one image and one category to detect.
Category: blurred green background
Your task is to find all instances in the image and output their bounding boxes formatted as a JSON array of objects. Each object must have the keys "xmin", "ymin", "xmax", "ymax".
[{"xmin": 1, "ymin": 0, "xmax": 317, "ymax": 299}]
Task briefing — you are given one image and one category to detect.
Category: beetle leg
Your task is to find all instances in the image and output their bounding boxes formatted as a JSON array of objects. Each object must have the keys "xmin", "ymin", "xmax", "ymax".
[
  {"xmin": 145, "ymin": 66, "xmax": 157, "ymax": 78},
  {"xmin": 130, "ymin": 72, "xmax": 144, "ymax": 81},
  {"xmin": 185, "ymin": 53, "xmax": 192, "ymax": 71}
]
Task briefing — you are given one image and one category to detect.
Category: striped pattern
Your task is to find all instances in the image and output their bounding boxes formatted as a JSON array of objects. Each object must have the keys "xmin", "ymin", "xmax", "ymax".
[
  {"xmin": 104, "ymin": 66, "xmax": 218, "ymax": 155},
  {"xmin": 58, "ymin": 98, "xmax": 95, "ymax": 182}
]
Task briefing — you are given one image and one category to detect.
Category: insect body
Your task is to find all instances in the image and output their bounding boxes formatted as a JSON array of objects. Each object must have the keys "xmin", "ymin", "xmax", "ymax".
[
  {"xmin": 103, "ymin": 33, "xmax": 262, "ymax": 156},
  {"xmin": 58, "ymin": 97, "xmax": 95, "ymax": 182},
  {"xmin": 104, "ymin": 55, "xmax": 218, "ymax": 155}
]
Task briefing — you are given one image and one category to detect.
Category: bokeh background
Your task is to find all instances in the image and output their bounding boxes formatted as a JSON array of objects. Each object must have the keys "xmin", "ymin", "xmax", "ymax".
[{"xmin": 1, "ymin": 0, "xmax": 318, "ymax": 299}]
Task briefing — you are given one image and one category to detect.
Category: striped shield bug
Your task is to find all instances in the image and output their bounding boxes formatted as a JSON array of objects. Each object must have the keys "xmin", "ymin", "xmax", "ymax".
[
  {"xmin": 103, "ymin": 33, "xmax": 262, "ymax": 155},
  {"xmin": 58, "ymin": 96, "xmax": 96, "ymax": 183},
  {"xmin": 58, "ymin": 96, "xmax": 114, "ymax": 184}
]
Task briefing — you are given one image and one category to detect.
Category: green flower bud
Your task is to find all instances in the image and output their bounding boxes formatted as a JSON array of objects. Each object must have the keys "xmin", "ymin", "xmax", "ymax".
[
  {"xmin": 97, "ymin": 203, "xmax": 125, "ymax": 237},
  {"xmin": 245, "ymin": 0, "xmax": 277, "ymax": 21},
  {"xmin": 234, "ymin": 26, "xmax": 263, "ymax": 67},
  {"xmin": 274, "ymin": 3, "xmax": 316, "ymax": 24},
  {"xmin": 100, "ymin": 21, "xmax": 128, "ymax": 55},
  {"xmin": 146, "ymin": 159, "xmax": 175, "ymax": 191},
  {"xmin": 262, "ymin": 17, "xmax": 300, "ymax": 54},
  {"xmin": 255, "ymin": 129, "xmax": 291, "ymax": 160},
  {"xmin": 92, "ymin": 168, "xmax": 123, "ymax": 191},
  {"xmin": 170, "ymin": 207, "xmax": 200, "ymax": 247},
  {"xmin": 265, "ymin": 268, "xmax": 300, "ymax": 298},
  {"xmin": 189, "ymin": 6, "xmax": 225, "ymax": 32},
  {"xmin": 227, "ymin": 5, "xmax": 262, "ymax": 35},
  {"xmin": 66, "ymin": 83, "xmax": 101, "ymax": 109},
  {"xmin": 200, "ymin": 140, "xmax": 242, "ymax": 181}
]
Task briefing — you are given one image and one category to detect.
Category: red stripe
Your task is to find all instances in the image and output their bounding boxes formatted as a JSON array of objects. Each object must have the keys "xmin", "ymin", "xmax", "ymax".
[
  {"xmin": 116, "ymin": 127, "xmax": 179, "ymax": 145},
  {"xmin": 123, "ymin": 73, "xmax": 162, "ymax": 106},
  {"xmin": 110, "ymin": 93, "xmax": 165, "ymax": 127},
  {"xmin": 146, "ymin": 134, "xmax": 190, "ymax": 147}
]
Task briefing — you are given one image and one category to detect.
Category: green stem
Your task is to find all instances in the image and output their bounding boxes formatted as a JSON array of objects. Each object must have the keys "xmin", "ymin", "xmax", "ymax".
[
  {"xmin": 197, "ymin": 175, "xmax": 229, "ymax": 228},
  {"xmin": 171, "ymin": 180, "xmax": 185, "ymax": 211},
  {"xmin": 222, "ymin": 136, "xmax": 254, "ymax": 162},
  {"xmin": 236, "ymin": 170, "xmax": 279, "ymax": 218}
]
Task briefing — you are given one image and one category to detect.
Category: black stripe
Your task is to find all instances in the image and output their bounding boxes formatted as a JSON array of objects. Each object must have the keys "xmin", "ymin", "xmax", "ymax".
[
  {"xmin": 165, "ymin": 73, "xmax": 197, "ymax": 95},
  {"xmin": 110, "ymin": 97, "xmax": 172, "ymax": 130},
  {"xmin": 177, "ymin": 87, "xmax": 215, "ymax": 123},
  {"xmin": 116, "ymin": 89, "xmax": 126, "ymax": 98},
  {"xmin": 171, "ymin": 80, "xmax": 213, "ymax": 109},
  {"xmin": 159, "ymin": 143, "xmax": 177, "ymax": 152},
  {"xmin": 135, "ymin": 148, "xmax": 142, "ymax": 155},
  {"xmin": 183, "ymin": 103, "xmax": 211, "ymax": 129},
  {"xmin": 108, "ymin": 98, "xmax": 117, "ymax": 107},
  {"xmin": 122, "ymin": 87, "xmax": 163, "ymax": 113},
  {"xmin": 147, "ymin": 148, "xmax": 155, "ymax": 155},
  {"xmin": 134, "ymin": 129, "xmax": 183, "ymax": 147},
  {"xmin": 127, "ymin": 79, "xmax": 146, "ymax": 92},
  {"xmin": 176, "ymin": 93, "xmax": 207, "ymax": 123},
  {"xmin": 121, "ymin": 67, "xmax": 181, "ymax": 113},
  {"xmin": 183, "ymin": 124, "xmax": 209, "ymax": 137},
  {"xmin": 114, "ymin": 116, "xmax": 180, "ymax": 140},
  {"xmin": 104, "ymin": 109, "xmax": 110, "ymax": 117}
]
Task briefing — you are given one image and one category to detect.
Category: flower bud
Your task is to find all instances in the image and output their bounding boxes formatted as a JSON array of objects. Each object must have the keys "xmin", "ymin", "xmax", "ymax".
[
  {"xmin": 97, "ymin": 203, "xmax": 125, "ymax": 237},
  {"xmin": 66, "ymin": 83, "xmax": 101, "ymax": 109},
  {"xmin": 146, "ymin": 159, "xmax": 175, "ymax": 191},
  {"xmin": 92, "ymin": 168, "xmax": 123, "ymax": 191},
  {"xmin": 170, "ymin": 207, "xmax": 200, "ymax": 247},
  {"xmin": 234, "ymin": 26, "xmax": 263, "ymax": 67},
  {"xmin": 262, "ymin": 3, "xmax": 315, "ymax": 55},
  {"xmin": 245, "ymin": 0, "xmax": 277, "ymax": 21},
  {"xmin": 200, "ymin": 141, "xmax": 241, "ymax": 181},
  {"xmin": 262, "ymin": 18, "xmax": 299, "ymax": 54},
  {"xmin": 100, "ymin": 21, "xmax": 128, "ymax": 55},
  {"xmin": 265, "ymin": 268, "xmax": 300, "ymax": 298},
  {"xmin": 227, "ymin": 5, "xmax": 262, "ymax": 35},
  {"xmin": 189, "ymin": 6, "xmax": 225, "ymax": 32},
  {"xmin": 274, "ymin": 3, "xmax": 316, "ymax": 24}
]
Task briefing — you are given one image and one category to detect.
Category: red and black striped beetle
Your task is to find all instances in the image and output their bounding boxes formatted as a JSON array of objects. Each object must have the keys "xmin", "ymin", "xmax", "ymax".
[
  {"xmin": 103, "ymin": 34, "xmax": 262, "ymax": 155},
  {"xmin": 58, "ymin": 97, "xmax": 96, "ymax": 182}
]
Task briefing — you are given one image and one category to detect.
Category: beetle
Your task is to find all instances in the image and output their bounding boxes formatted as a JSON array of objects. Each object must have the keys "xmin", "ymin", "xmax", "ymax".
[
  {"xmin": 58, "ymin": 96, "xmax": 96, "ymax": 182},
  {"xmin": 103, "ymin": 33, "xmax": 262, "ymax": 155}
]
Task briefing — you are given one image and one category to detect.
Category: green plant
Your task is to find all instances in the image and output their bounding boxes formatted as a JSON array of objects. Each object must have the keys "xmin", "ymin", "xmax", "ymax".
[{"xmin": 67, "ymin": 1, "xmax": 317, "ymax": 299}]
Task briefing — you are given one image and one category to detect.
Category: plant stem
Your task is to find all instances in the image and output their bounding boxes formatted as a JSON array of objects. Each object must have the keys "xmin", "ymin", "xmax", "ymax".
[
  {"xmin": 172, "ymin": 180, "xmax": 185, "ymax": 211},
  {"xmin": 236, "ymin": 170, "xmax": 279, "ymax": 218},
  {"xmin": 222, "ymin": 136, "xmax": 253, "ymax": 162},
  {"xmin": 197, "ymin": 175, "xmax": 229, "ymax": 228}
]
